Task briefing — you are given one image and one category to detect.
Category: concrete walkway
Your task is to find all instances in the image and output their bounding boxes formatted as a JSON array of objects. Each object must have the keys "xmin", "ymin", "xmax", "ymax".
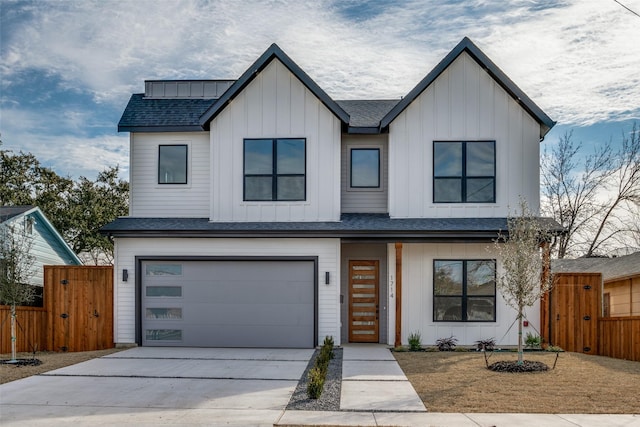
[{"xmin": 1, "ymin": 346, "xmax": 638, "ymax": 426}]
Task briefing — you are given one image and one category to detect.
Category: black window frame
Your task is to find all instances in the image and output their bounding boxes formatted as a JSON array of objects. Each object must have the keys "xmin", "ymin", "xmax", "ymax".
[
  {"xmin": 433, "ymin": 259, "xmax": 497, "ymax": 322},
  {"xmin": 243, "ymin": 138, "xmax": 306, "ymax": 201},
  {"xmin": 350, "ymin": 148, "xmax": 381, "ymax": 189},
  {"xmin": 433, "ymin": 141, "xmax": 496, "ymax": 203},
  {"xmin": 158, "ymin": 144, "xmax": 188, "ymax": 185}
]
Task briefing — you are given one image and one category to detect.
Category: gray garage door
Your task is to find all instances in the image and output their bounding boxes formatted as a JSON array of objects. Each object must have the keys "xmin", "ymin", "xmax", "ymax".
[{"xmin": 141, "ymin": 260, "xmax": 315, "ymax": 348}]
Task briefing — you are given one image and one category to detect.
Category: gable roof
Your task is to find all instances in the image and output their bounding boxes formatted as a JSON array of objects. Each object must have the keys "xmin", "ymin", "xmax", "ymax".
[
  {"xmin": 0, "ymin": 206, "xmax": 82, "ymax": 265},
  {"xmin": 380, "ymin": 37, "xmax": 556, "ymax": 138},
  {"xmin": 552, "ymin": 252, "xmax": 640, "ymax": 282},
  {"xmin": 199, "ymin": 43, "xmax": 350, "ymax": 129}
]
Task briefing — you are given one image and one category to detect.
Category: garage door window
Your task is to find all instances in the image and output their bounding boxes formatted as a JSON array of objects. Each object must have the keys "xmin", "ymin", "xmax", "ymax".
[
  {"xmin": 146, "ymin": 264, "xmax": 182, "ymax": 276},
  {"xmin": 146, "ymin": 329, "xmax": 182, "ymax": 341},
  {"xmin": 146, "ymin": 308, "xmax": 183, "ymax": 319},
  {"xmin": 146, "ymin": 286, "xmax": 182, "ymax": 297}
]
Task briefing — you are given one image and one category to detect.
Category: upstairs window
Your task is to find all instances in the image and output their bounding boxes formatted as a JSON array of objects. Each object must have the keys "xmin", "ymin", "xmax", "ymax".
[
  {"xmin": 158, "ymin": 145, "xmax": 188, "ymax": 184},
  {"xmin": 433, "ymin": 141, "xmax": 495, "ymax": 203},
  {"xmin": 433, "ymin": 259, "xmax": 496, "ymax": 322},
  {"xmin": 244, "ymin": 138, "xmax": 306, "ymax": 201},
  {"xmin": 350, "ymin": 148, "xmax": 380, "ymax": 188}
]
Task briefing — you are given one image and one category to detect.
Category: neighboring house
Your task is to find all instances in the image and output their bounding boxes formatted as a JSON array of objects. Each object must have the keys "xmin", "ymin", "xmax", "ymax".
[
  {"xmin": 0, "ymin": 206, "xmax": 82, "ymax": 305},
  {"xmin": 103, "ymin": 37, "xmax": 560, "ymax": 348},
  {"xmin": 553, "ymin": 252, "xmax": 640, "ymax": 317}
]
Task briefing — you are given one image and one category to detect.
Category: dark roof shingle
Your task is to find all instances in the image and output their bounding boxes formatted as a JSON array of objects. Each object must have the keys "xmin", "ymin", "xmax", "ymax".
[{"xmin": 118, "ymin": 94, "xmax": 216, "ymax": 132}]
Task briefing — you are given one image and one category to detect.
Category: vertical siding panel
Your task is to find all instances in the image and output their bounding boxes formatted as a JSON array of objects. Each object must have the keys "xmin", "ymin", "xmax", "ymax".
[
  {"xmin": 209, "ymin": 59, "xmax": 339, "ymax": 222},
  {"xmin": 389, "ymin": 52, "xmax": 542, "ymax": 218},
  {"xmin": 448, "ymin": 56, "xmax": 465, "ymax": 139},
  {"xmin": 406, "ymin": 102, "xmax": 424, "ymax": 217},
  {"xmin": 435, "ymin": 68, "xmax": 450, "ymax": 139},
  {"xmin": 261, "ymin": 63, "xmax": 277, "ymax": 136},
  {"xmin": 465, "ymin": 55, "xmax": 481, "ymax": 138},
  {"xmin": 276, "ymin": 62, "xmax": 291, "ymax": 135}
]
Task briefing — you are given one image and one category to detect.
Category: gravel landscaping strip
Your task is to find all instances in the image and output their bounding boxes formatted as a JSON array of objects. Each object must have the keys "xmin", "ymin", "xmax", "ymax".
[{"xmin": 286, "ymin": 347, "xmax": 342, "ymax": 411}]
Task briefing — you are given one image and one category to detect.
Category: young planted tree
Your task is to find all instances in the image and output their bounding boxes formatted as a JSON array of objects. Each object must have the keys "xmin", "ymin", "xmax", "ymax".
[
  {"xmin": 0, "ymin": 222, "xmax": 37, "ymax": 362},
  {"xmin": 493, "ymin": 200, "xmax": 555, "ymax": 365}
]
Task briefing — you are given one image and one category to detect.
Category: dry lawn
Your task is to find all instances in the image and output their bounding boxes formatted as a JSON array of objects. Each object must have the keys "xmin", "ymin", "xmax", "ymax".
[
  {"xmin": 1, "ymin": 348, "xmax": 123, "ymax": 384},
  {"xmin": 394, "ymin": 351, "xmax": 640, "ymax": 413}
]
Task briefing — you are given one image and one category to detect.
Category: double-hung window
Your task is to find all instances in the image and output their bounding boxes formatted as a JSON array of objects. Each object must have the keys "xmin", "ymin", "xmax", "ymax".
[
  {"xmin": 433, "ymin": 141, "xmax": 495, "ymax": 203},
  {"xmin": 433, "ymin": 259, "xmax": 496, "ymax": 322},
  {"xmin": 158, "ymin": 145, "xmax": 188, "ymax": 184},
  {"xmin": 244, "ymin": 138, "xmax": 306, "ymax": 201},
  {"xmin": 350, "ymin": 148, "xmax": 380, "ymax": 188}
]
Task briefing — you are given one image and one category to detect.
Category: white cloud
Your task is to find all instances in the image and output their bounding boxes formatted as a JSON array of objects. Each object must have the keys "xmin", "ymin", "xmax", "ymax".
[{"xmin": 2, "ymin": 0, "xmax": 639, "ymax": 179}]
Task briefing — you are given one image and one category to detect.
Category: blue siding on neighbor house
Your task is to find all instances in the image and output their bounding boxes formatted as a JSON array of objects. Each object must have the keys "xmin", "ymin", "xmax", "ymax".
[
  {"xmin": 1, "ymin": 207, "xmax": 82, "ymax": 287},
  {"xmin": 28, "ymin": 217, "xmax": 81, "ymax": 286}
]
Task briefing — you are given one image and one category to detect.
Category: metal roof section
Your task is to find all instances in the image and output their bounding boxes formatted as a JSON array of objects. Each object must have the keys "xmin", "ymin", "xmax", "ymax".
[
  {"xmin": 336, "ymin": 100, "xmax": 400, "ymax": 134},
  {"xmin": 199, "ymin": 43, "xmax": 350, "ymax": 129},
  {"xmin": 101, "ymin": 213, "xmax": 563, "ymax": 241},
  {"xmin": 380, "ymin": 37, "xmax": 556, "ymax": 138},
  {"xmin": 144, "ymin": 80, "xmax": 235, "ymax": 99}
]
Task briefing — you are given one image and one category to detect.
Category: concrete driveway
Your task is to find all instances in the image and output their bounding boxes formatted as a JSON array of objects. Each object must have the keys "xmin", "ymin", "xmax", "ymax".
[{"xmin": 0, "ymin": 347, "xmax": 314, "ymax": 426}]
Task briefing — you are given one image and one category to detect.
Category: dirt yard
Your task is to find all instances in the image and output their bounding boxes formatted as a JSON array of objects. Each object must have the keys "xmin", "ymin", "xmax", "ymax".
[
  {"xmin": 394, "ymin": 351, "xmax": 640, "ymax": 413},
  {"xmin": 1, "ymin": 348, "xmax": 123, "ymax": 384}
]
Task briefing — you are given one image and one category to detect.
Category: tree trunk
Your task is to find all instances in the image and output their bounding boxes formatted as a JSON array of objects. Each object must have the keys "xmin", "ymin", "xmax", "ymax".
[
  {"xmin": 517, "ymin": 309, "xmax": 523, "ymax": 365},
  {"xmin": 10, "ymin": 304, "xmax": 17, "ymax": 362}
]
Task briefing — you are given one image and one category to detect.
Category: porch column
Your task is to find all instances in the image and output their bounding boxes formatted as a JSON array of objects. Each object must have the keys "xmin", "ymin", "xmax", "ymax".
[{"xmin": 394, "ymin": 242, "xmax": 403, "ymax": 347}]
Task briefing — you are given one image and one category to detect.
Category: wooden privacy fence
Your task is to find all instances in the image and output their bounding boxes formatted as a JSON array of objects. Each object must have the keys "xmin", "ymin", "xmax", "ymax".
[
  {"xmin": 598, "ymin": 316, "xmax": 640, "ymax": 362},
  {"xmin": 0, "ymin": 266, "xmax": 113, "ymax": 354},
  {"xmin": 548, "ymin": 272, "xmax": 640, "ymax": 362},
  {"xmin": 0, "ymin": 306, "xmax": 48, "ymax": 354}
]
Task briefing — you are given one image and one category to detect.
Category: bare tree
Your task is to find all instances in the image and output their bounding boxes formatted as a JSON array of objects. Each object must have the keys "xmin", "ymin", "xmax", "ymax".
[
  {"xmin": 585, "ymin": 123, "xmax": 640, "ymax": 256},
  {"xmin": 0, "ymin": 221, "xmax": 37, "ymax": 362},
  {"xmin": 493, "ymin": 199, "xmax": 555, "ymax": 364},
  {"xmin": 541, "ymin": 122, "xmax": 640, "ymax": 258}
]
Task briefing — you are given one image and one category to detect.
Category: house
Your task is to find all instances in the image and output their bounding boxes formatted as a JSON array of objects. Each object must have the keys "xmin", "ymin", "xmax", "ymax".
[
  {"xmin": 103, "ymin": 37, "xmax": 560, "ymax": 348},
  {"xmin": 0, "ymin": 206, "xmax": 82, "ymax": 306},
  {"xmin": 553, "ymin": 252, "xmax": 640, "ymax": 317}
]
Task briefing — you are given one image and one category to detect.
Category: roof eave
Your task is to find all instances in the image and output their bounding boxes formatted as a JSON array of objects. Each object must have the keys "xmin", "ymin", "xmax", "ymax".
[
  {"xmin": 347, "ymin": 126, "xmax": 384, "ymax": 134},
  {"xmin": 118, "ymin": 125, "xmax": 205, "ymax": 133}
]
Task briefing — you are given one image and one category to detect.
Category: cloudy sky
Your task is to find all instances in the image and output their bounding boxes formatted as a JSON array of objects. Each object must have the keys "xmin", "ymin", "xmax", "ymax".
[{"xmin": 1, "ymin": 0, "xmax": 639, "ymax": 180}]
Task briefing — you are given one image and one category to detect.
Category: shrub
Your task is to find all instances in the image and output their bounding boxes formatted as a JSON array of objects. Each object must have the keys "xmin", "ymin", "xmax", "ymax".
[
  {"xmin": 307, "ymin": 366, "xmax": 325, "ymax": 399},
  {"xmin": 475, "ymin": 338, "xmax": 496, "ymax": 351},
  {"xmin": 435, "ymin": 336, "xmax": 458, "ymax": 351},
  {"xmin": 306, "ymin": 336, "xmax": 334, "ymax": 399},
  {"xmin": 525, "ymin": 333, "xmax": 542, "ymax": 348},
  {"xmin": 408, "ymin": 331, "xmax": 422, "ymax": 351}
]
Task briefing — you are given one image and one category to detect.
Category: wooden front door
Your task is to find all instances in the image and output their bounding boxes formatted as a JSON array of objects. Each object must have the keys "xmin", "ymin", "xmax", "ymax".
[{"xmin": 348, "ymin": 260, "xmax": 379, "ymax": 343}]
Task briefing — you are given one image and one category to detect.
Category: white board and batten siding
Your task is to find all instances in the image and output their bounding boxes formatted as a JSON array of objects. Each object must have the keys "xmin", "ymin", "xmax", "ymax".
[
  {"xmin": 389, "ymin": 242, "xmax": 541, "ymax": 346},
  {"xmin": 210, "ymin": 59, "xmax": 342, "ymax": 222},
  {"xmin": 341, "ymin": 135, "xmax": 388, "ymax": 213},
  {"xmin": 388, "ymin": 51, "xmax": 541, "ymax": 219},
  {"xmin": 129, "ymin": 132, "xmax": 210, "ymax": 217},
  {"xmin": 113, "ymin": 237, "xmax": 341, "ymax": 346}
]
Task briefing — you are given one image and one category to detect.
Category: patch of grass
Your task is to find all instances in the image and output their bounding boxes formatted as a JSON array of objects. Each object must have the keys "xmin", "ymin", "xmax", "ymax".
[{"xmin": 394, "ymin": 351, "xmax": 640, "ymax": 413}]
